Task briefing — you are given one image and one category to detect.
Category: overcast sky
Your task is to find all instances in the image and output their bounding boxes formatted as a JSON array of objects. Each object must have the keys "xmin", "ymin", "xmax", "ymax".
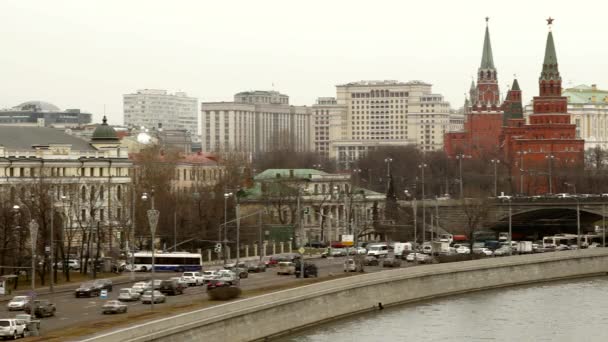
[{"xmin": 1, "ymin": 0, "xmax": 606, "ymax": 125}]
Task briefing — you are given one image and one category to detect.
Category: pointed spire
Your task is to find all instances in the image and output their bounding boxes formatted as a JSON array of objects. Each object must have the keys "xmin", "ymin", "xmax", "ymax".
[
  {"xmin": 540, "ymin": 18, "xmax": 561, "ymax": 81},
  {"xmin": 480, "ymin": 18, "xmax": 495, "ymax": 70},
  {"xmin": 543, "ymin": 31, "xmax": 558, "ymax": 66},
  {"xmin": 102, "ymin": 115, "xmax": 108, "ymax": 125},
  {"xmin": 470, "ymin": 79, "xmax": 476, "ymax": 91},
  {"xmin": 511, "ymin": 78, "xmax": 520, "ymax": 91}
]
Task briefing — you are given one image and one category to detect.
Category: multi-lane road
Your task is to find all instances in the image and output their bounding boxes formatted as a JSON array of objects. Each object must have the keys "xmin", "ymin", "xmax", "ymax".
[{"xmin": 1, "ymin": 257, "xmax": 412, "ymax": 337}]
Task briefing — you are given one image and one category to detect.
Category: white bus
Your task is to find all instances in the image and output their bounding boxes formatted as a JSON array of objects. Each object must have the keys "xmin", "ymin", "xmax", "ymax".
[
  {"xmin": 542, "ymin": 234, "xmax": 577, "ymax": 248},
  {"xmin": 580, "ymin": 234, "xmax": 604, "ymax": 248},
  {"xmin": 129, "ymin": 252, "xmax": 202, "ymax": 272}
]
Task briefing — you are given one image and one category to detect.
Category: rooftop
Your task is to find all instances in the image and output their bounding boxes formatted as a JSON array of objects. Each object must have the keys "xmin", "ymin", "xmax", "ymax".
[
  {"xmin": 564, "ymin": 84, "xmax": 608, "ymax": 104},
  {"xmin": 337, "ymin": 80, "xmax": 432, "ymax": 87},
  {"xmin": 0, "ymin": 126, "xmax": 96, "ymax": 151},
  {"xmin": 254, "ymin": 169, "xmax": 328, "ymax": 181},
  {"xmin": 11, "ymin": 101, "xmax": 61, "ymax": 112}
]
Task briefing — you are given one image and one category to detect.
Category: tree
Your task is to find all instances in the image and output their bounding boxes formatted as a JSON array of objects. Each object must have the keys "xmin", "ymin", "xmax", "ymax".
[{"xmin": 461, "ymin": 197, "xmax": 490, "ymax": 259}]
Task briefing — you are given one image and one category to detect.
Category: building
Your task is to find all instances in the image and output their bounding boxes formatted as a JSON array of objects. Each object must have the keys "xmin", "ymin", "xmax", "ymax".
[
  {"xmin": 201, "ymin": 90, "xmax": 312, "ymax": 154},
  {"xmin": 239, "ymin": 169, "xmax": 386, "ymax": 244},
  {"xmin": 123, "ymin": 89, "xmax": 198, "ymax": 141},
  {"xmin": 0, "ymin": 101, "xmax": 92, "ymax": 127},
  {"xmin": 525, "ymin": 84, "xmax": 608, "ymax": 149},
  {"xmin": 503, "ymin": 23, "xmax": 584, "ymax": 194},
  {"xmin": 311, "ymin": 97, "xmax": 347, "ymax": 158},
  {"xmin": 0, "ymin": 117, "xmax": 132, "ymax": 257},
  {"xmin": 320, "ymin": 80, "xmax": 451, "ymax": 168},
  {"xmin": 444, "ymin": 20, "xmax": 505, "ymax": 158}
]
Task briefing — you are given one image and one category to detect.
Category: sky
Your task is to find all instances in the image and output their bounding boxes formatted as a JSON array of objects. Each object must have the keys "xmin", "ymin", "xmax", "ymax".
[{"xmin": 1, "ymin": 0, "xmax": 607, "ymax": 125}]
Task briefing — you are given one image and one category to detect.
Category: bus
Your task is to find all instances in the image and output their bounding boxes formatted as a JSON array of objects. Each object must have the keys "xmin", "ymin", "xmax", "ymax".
[
  {"xmin": 580, "ymin": 234, "xmax": 604, "ymax": 248},
  {"xmin": 542, "ymin": 234, "xmax": 577, "ymax": 248},
  {"xmin": 129, "ymin": 252, "xmax": 202, "ymax": 272}
]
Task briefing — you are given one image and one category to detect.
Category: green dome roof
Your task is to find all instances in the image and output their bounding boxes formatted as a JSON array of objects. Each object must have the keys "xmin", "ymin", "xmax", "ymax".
[{"xmin": 92, "ymin": 116, "xmax": 119, "ymax": 141}]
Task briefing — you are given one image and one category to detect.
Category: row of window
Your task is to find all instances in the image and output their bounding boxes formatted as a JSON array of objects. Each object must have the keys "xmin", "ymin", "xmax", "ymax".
[{"xmin": 3, "ymin": 167, "xmax": 127, "ymax": 178}]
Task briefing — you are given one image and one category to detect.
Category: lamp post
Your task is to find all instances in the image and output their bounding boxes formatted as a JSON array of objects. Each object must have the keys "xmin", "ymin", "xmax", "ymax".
[
  {"xmin": 223, "ymin": 191, "xmax": 233, "ymax": 264},
  {"xmin": 545, "ymin": 154, "xmax": 555, "ymax": 194},
  {"xmin": 142, "ymin": 190, "xmax": 159, "ymax": 311},
  {"xmin": 508, "ymin": 198, "xmax": 512, "ymax": 256},
  {"xmin": 455, "ymin": 154, "xmax": 470, "ymax": 199},
  {"xmin": 13, "ymin": 204, "xmax": 38, "ymax": 291},
  {"xmin": 418, "ymin": 163, "xmax": 427, "ymax": 245},
  {"xmin": 352, "ymin": 168, "xmax": 362, "ymax": 186},
  {"xmin": 517, "ymin": 151, "xmax": 527, "ymax": 195},
  {"xmin": 576, "ymin": 199, "xmax": 581, "ymax": 249},
  {"xmin": 491, "ymin": 159, "xmax": 500, "ymax": 197}
]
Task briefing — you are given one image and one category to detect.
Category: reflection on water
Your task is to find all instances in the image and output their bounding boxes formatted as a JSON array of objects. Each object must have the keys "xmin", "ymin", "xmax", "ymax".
[{"xmin": 281, "ymin": 277, "xmax": 608, "ymax": 342}]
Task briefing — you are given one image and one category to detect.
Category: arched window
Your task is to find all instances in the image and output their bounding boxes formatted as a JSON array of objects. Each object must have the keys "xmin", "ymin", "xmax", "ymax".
[
  {"xmin": 117, "ymin": 185, "xmax": 122, "ymax": 200},
  {"xmin": 100, "ymin": 186, "xmax": 105, "ymax": 200},
  {"xmin": 90, "ymin": 186, "xmax": 96, "ymax": 201}
]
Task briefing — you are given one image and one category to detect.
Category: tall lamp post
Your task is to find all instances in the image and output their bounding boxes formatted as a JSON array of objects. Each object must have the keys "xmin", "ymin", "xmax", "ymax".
[
  {"xmin": 418, "ymin": 163, "xmax": 427, "ymax": 245},
  {"xmin": 517, "ymin": 151, "xmax": 528, "ymax": 195},
  {"xmin": 545, "ymin": 154, "xmax": 555, "ymax": 194},
  {"xmin": 456, "ymin": 154, "xmax": 470, "ymax": 199},
  {"xmin": 142, "ymin": 190, "xmax": 159, "ymax": 311},
  {"xmin": 508, "ymin": 198, "xmax": 513, "ymax": 256},
  {"xmin": 223, "ymin": 191, "xmax": 233, "ymax": 264},
  {"xmin": 13, "ymin": 204, "xmax": 38, "ymax": 292},
  {"xmin": 490, "ymin": 159, "xmax": 500, "ymax": 197},
  {"xmin": 384, "ymin": 158, "xmax": 393, "ymax": 177}
]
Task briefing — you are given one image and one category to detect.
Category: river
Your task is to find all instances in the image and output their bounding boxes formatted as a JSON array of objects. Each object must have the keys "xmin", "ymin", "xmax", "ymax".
[{"xmin": 281, "ymin": 276, "xmax": 608, "ymax": 342}]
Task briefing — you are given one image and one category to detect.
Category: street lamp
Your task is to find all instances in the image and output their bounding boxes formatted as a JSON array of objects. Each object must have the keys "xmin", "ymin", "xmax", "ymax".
[
  {"xmin": 141, "ymin": 189, "xmax": 159, "ymax": 311},
  {"xmin": 418, "ymin": 163, "xmax": 427, "ymax": 245},
  {"xmin": 517, "ymin": 151, "xmax": 528, "ymax": 195},
  {"xmin": 490, "ymin": 159, "xmax": 500, "ymax": 197},
  {"xmin": 455, "ymin": 154, "xmax": 470, "ymax": 199},
  {"xmin": 384, "ymin": 158, "xmax": 393, "ymax": 177},
  {"xmin": 312, "ymin": 164, "xmax": 322, "ymax": 170},
  {"xmin": 352, "ymin": 168, "xmax": 362, "ymax": 186},
  {"xmin": 545, "ymin": 154, "xmax": 555, "ymax": 194},
  {"xmin": 223, "ymin": 191, "xmax": 233, "ymax": 264},
  {"xmin": 13, "ymin": 204, "xmax": 38, "ymax": 292}
]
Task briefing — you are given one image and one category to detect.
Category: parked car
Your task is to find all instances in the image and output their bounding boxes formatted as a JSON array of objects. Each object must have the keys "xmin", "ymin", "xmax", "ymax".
[
  {"xmin": 0, "ymin": 319, "xmax": 26, "ymax": 339},
  {"xmin": 305, "ymin": 241, "xmax": 326, "ymax": 248},
  {"xmin": 24, "ymin": 300, "xmax": 56, "ymax": 318},
  {"xmin": 102, "ymin": 300, "xmax": 128, "ymax": 314},
  {"xmin": 132, "ymin": 282, "xmax": 150, "ymax": 294},
  {"xmin": 159, "ymin": 279, "xmax": 184, "ymax": 296},
  {"xmin": 118, "ymin": 288, "xmax": 141, "ymax": 301},
  {"xmin": 493, "ymin": 247, "xmax": 511, "ymax": 256},
  {"xmin": 181, "ymin": 272, "xmax": 204, "ymax": 286},
  {"xmin": 355, "ymin": 247, "xmax": 368, "ymax": 255},
  {"xmin": 55, "ymin": 259, "xmax": 81, "ymax": 270},
  {"xmin": 14, "ymin": 314, "xmax": 40, "ymax": 331},
  {"xmin": 367, "ymin": 244, "xmax": 389, "ymax": 258},
  {"xmin": 201, "ymin": 270, "xmax": 217, "ymax": 283},
  {"xmin": 141, "ymin": 290, "xmax": 166, "ymax": 304},
  {"xmin": 7, "ymin": 296, "xmax": 30, "ymax": 311},
  {"xmin": 246, "ymin": 262, "xmax": 266, "ymax": 273},
  {"xmin": 277, "ymin": 261, "xmax": 296, "ymax": 275},
  {"xmin": 473, "ymin": 248, "xmax": 494, "ymax": 256},
  {"xmin": 416, "ymin": 253, "xmax": 433, "ymax": 263},
  {"xmin": 224, "ymin": 262, "xmax": 246, "ymax": 270},
  {"xmin": 456, "ymin": 246, "xmax": 471, "ymax": 254},
  {"xmin": 363, "ymin": 256, "xmax": 380, "ymax": 266},
  {"xmin": 382, "ymin": 257, "xmax": 402, "ymax": 268},
  {"xmin": 294, "ymin": 261, "xmax": 318, "ymax": 278},
  {"xmin": 406, "ymin": 252, "xmax": 424, "ymax": 262}
]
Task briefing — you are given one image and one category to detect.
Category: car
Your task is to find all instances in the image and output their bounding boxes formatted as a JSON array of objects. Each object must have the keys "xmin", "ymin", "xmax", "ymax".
[
  {"xmin": 277, "ymin": 261, "xmax": 296, "ymax": 275},
  {"xmin": 181, "ymin": 272, "xmax": 204, "ymax": 286},
  {"xmin": 55, "ymin": 259, "xmax": 81, "ymax": 270},
  {"xmin": 406, "ymin": 252, "xmax": 423, "ymax": 262},
  {"xmin": 305, "ymin": 241, "xmax": 326, "ymax": 248},
  {"xmin": 367, "ymin": 244, "xmax": 389, "ymax": 258},
  {"xmin": 295, "ymin": 261, "xmax": 318, "ymax": 278},
  {"xmin": 206, "ymin": 279, "xmax": 231, "ymax": 290},
  {"xmin": 201, "ymin": 270, "xmax": 217, "ymax": 283},
  {"xmin": 232, "ymin": 267, "xmax": 249, "ymax": 279},
  {"xmin": 0, "ymin": 319, "xmax": 26, "ymax": 339},
  {"xmin": 382, "ymin": 258, "xmax": 402, "ymax": 268},
  {"xmin": 493, "ymin": 247, "xmax": 511, "ymax": 256},
  {"xmin": 246, "ymin": 262, "xmax": 266, "ymax": 273},
  {"xmin": 141, "ymin": 290, "xmax": 166, "ymax": 304},
  {"xmin": 331, "ymin": 248, "xmax": 347, "ymax": 257},
  {"xmin": 102, "ymin": 300, "xmax": 128, "ymax": 314},
  {"xmin": 415, "ymin": 253, "xmax": 433, "ymax": 263},
  {"xmin": 24, "ymin": 300, "xmax": 56, "ymax": 318},
  {"xmin": 118, "ymin": 288, "xmax": 141, "ymax": 301},
  {"xmin": 94, "ymin": 279, "xmax": 113, "ymax": 291},
  {"xmin": 422, "ymin": 245, "xmax": 433, "ymax": 254},
  {"xmin": 214, "ymin": 270, "xmax": 238, "ymax": 284},
  {"xmin": 132, "ymin": 282, "xmax": 150, "ymax": 294},
  {"xmin": 147, "ymin": 279, "xmax": 163, "ymax": 290},
  {"xmin": 473, "ymin": 248, "xmax": 494, "ymax": 256},
  {"xmin": 7, "ymin": 296, "xmax": 30, "ymax": 311},
  {"xmin": 224, "ymin": 262, "xmax": 246, "ymax": 270},
  {"xmin": 344, "ymin": 258, "xmax": 358, "ymax": 272},
  {"xmin": 159, "ymin": 279, "xmax": 184, "ymax": 296},
  {"xmin": 75, "ymin": 282, "xmax": 101, "ymax": 298},
  {"xmin": 363, "ymin": 256, "xmax": 380, "ymax": 266},
  {"xmin": 355, "ymin": 247, "xmax": 367, "ymax": 255},
  {"xmin": 456, "ymin": 246, "xmax": 471, "ymax": 254},
  {"xmin": 14, "ymin": 314, "xmax": 40, "ymax": 331},
  {"xmin": 169, "ymin": 277, "xmax": 189, "ymax": 290}
]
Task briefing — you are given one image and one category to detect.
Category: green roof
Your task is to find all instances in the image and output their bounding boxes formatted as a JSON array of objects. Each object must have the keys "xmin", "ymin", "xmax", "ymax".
[
  {"xmin": 254, "ymin": 169, "xmax": 327, "ymax": 181},
  {"xmin": 511, "ymin": 78, "xmax": 520, "ymax": 91},
  {"xmin": 479, "ymin": 25, "xmax": 495, "ymax": 70},
  {"xmin": 540, "ymin": 31, "xmax": 561, "ymax": 81},
  {"xmin": 563, "ymin": 85, "xmax": 608, "ymax": 104},
  {"xmin": 92, "ymin": 116, "xmax": 119, "ymax": 141}
]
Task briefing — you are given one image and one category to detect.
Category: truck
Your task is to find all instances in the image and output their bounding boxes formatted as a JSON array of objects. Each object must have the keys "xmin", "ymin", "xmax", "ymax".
[
  {"xmin": 431, "ymin": 241, "xmax": 451, "ymax": 255},
  {"xmin": 498, "ymin": 232, "xmax": 509, "ymax": 242},
  {"xmin": 516, "ymin": 241, "xmax": 533, "ymax": 254},
  {"xmin": 393, "ymin": 242, "xmax": 413, "ymax": 258}
]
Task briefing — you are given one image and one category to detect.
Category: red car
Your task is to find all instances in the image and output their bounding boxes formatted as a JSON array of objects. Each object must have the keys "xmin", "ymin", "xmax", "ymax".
[{"xmin": 206, "ymin": 279, "xmax": 230, "ymax": 290}]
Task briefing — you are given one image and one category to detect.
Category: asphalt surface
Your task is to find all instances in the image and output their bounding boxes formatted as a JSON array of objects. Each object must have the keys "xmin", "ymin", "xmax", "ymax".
[{"xmin": 0, "ymin": 256, "xmax": 415, "ymax": 337}]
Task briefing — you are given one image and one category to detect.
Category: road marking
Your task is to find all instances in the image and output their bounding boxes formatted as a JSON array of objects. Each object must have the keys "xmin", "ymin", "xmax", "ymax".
[
  {"xmin": 60, "ymin": 317, "xmax": 68, "ymax": 320},
  {"xmin": 84, "ymin": 304, "xmax": 97, "ymax": 308}
]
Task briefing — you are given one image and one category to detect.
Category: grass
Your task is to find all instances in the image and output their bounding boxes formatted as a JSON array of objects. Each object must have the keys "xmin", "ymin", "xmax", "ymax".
[{"xmin": 25, "ymin": 273, "xmax": 355, "ymax": 341}]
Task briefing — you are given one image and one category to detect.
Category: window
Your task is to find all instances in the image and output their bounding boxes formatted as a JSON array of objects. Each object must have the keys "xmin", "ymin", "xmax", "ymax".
[
  {"xmin": 117, "ymin": 185, "xmax": 122, "ymax": 200},
  {"xmin": 81, "ymin": 186, "xmax": 86, "ymax": 201},
  {"xmin": 100, "ymin": 186, "xmax": 105, "ymax": 200},
  {"xmin": 89, "ymin": 168, "xmax": 94, "ymax": 177},
  {"xmin": 90, "ymin": 186, "xmax": 96, "ymax": 201},
  {"xmin": 81, "ymin": 209, "xmax": 86, "ymax": 221}
]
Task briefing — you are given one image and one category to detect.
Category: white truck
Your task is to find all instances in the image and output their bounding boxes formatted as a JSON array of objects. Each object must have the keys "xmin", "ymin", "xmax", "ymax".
[
  {"xmin": 393, "ymin": 242, "xmax": 413, "ymax": 259},
  {"xmin": 516, "ymin": 241, "xmax": 533, "ymax": 254},
  {"xmin": 431, "ymin": 241, "xmax": 451, "ymax": 255}
]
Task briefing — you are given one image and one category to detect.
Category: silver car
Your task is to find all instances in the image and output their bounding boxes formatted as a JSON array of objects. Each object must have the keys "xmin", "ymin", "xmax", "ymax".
[
  {"xmin": 118, "ymin": 288, "xmax": 141, "ymax": 301},
  {"xmin": 7, "ymin": 296, "xmax": 30, "ymax": 311},
  {"xmin": 141, "ymin": 290, "xmax": 166, "ymax": 304},
  {"xmin": 102, "ymin": 300, "xmax": 128, "ymax": 314}
]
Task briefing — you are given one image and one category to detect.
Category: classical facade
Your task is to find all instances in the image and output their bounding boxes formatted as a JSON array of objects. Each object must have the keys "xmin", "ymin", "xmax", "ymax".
[
  {"xmin": 239, "ymin": 169, "xmax": 386, "ymax": 244},
  {"xmin": 0, "ymin": 117, "xmax": 132, "ymax": 256},
  {"xmin": 0, "ymin": 100, "xmax": 92, "ymax": 127},
  {"xmin": 123, "ymin": 89, "xmax": 198, "ymax": 141},
  {"xmin": 201, "ymin": 90, "xmax": 312, "ymax": 154},
  {"xmin": 311, "ymin": 97, "xmax": 347, "ymax": 158}
]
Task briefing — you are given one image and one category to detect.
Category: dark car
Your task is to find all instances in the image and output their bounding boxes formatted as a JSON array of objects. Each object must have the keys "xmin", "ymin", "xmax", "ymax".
[
  {"xmin": 294, "ymin": 261, "xmax": 318, "ymax": 278},
  {"xmin": 382, "ymin": 257, "xmax": 401, "ymax": 268},
  {"xmin": 246, "ymin": 262, "xmax": 266, "ymax": 273},
  {"xmin": 206, "ymin": 278, "xmax": 231, "ymax": 290},
  {"xmin": 24, "ymin": 300, "xmax": 56, "ymax": 318},
  {"xmin": 75, "ymin": 282, "xmax": 100, "ymax": 298},
  {"xmin": 159, "ymin": 280, "xmax": 183, "ymax": 296},
  {"xmin": 94, "ymin": 279, "xmax": 113, "ymax": 292},
  {"xmin": 305, "ymin": 241, "xmax": 327, "ymax": 248},
  {"xmin": 363, "ymin": 256, "xmax": 380, "ymax": 266}
]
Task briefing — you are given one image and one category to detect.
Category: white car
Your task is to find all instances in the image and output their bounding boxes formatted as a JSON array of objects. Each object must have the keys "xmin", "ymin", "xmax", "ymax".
[
  {"xmin": 406, "ymin": 252, "xmax": 422, "ymax": 262},
  {"xmin": 118, "ymin": 288, "xmax": 141, "ymax": 301},
  {"xmin": 132, "ymin": 282, "xmax": 150, "ymax": 294},
  {"xmin": 0, "ymin": 319, "xmax": 26, "ymax": 339},
  {"xmin": 181, "ymin": 272, "xmax": 204, "ymax": 286},
  {"xmin": 201, "ymin": 270, "xmax": 217, "ymax": 283},
  {"xmin": 416, "ymin": 253, "xmax": 432, "ymax": 263},
  {"xmin": 422, "ymin": 245, "xmax": 433, "ymax": 254},
  {"xmin": 474, "ymin": 248, "xmax": 493, "ymax": 256},
  {"xmin": 140, "ymin": 290, "xmax": 166, "ymax": 304},
  {"xmin": 456, "ymin": 246, "xmax": 471, "ymax": 254},
  {"xmin": 7, "ymin": 296, "xmax": 30, "ymax": 311}
]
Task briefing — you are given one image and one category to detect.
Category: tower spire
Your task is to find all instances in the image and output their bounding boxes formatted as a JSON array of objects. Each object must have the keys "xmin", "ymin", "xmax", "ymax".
[
  {"xmin": 480, "ymin": 17, "xmax": 495, "ymax": 70},
  {"xmin": 540, "ymin": 17, "xmax": 561, "ymax": 82}
]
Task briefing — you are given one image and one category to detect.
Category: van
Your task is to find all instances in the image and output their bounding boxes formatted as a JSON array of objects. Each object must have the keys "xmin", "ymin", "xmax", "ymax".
[
  {"xmin": 367, "ymin": 244, "xmax": 389, "ymax": 257},
  {"xmin": 343, "ymin": 259, "xmax": 358, "ymax": 272},
  {"xmin": 393, "ymin": 242, "xmax": 413, "ymax": 258}
]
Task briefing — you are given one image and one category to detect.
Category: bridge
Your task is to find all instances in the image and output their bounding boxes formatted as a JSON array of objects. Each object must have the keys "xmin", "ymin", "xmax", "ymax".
[{"xmin": 397, "ymin": 197, "xmax": 608, "ymax": 239}]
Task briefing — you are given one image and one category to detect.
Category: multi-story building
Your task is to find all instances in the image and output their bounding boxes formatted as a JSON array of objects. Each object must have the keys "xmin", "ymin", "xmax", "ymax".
[
  {"xmin": 200, "ymin": 90, "xmax": 312, "ymax": 154},
  {"xmin": 0, "ymin": 117, "xmax": 132, "ymax": 257},
  {"xmin": 321, "ymin": 80, "xmax": 450, "ymax": 168},
  {"xmin": 123, "ymin": 89, "xmax": 198, "ymax": 141},
  {"xmin": 524, "ymin": 84, "xmax": 608, "ymax": 149},
  {"xmin": 0, "ymin": 100, "xmax": 92, "ymax": 127},
  {"xmin": 311, "ymin": 97, "xmax": 347, "ymax": 158}
]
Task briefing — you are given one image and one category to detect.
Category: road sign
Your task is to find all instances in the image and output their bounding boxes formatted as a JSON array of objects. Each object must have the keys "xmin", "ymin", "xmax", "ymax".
[
  {"xmin": 100, "ymin": 289, "xmax": 108, "ymax": 299},
  {"xmin": 341, "ymin": 234, "xmax": 354, "ymax": 246},
  {"xmin": 298, "ymin": 247, "xmax": 306, "ymax": 254}
]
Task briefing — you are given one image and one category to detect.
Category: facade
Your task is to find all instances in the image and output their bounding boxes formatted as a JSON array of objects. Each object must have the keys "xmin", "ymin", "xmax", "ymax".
[
  {"xmin": 503, "ymin": 26, "xmax": 584, "ymax": 195},
  {"xmin": 123, "ymin": 89, "xmax": 198, "ymax": 141},
  {"xmin": 525, "ymin": 84, "xmax": 608, "ymax": 149},
  {"xmin": 0, "ymin": 101, "xmax": 92, "ymax": 127},
  {"xmin": 239, "ymin": 169, "xmax": 386, "ymax": 244},
  {"xmin": 0, "ymin": 117, "xmax": 132, "ymax": 256},
  {"xmin": 200, "ymin": 90, "xmax": 312, "ymax": 154},
  {"xmin": 311, "ymin": 97, "xmax": 347, "ymax": 158}
]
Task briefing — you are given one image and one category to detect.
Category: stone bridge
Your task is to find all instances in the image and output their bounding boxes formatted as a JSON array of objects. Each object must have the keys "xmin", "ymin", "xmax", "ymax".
[{"xmin": 398, "ymin": 198, "xmax": 608, "ymax": 239}]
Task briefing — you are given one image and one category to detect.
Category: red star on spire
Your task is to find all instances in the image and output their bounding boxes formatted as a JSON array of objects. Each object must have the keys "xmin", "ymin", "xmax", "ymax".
[{"xmin": 547, "ymin": 17, "xmax": 554, "ymax": 25}]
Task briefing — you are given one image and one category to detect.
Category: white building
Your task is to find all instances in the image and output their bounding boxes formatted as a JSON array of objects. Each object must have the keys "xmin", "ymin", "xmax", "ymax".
[
  {"xmin": 201, "ymin": 90, "xmax": 311, "ymax": 154},
  {"xmin": 524, "ymin": 84, "xmax": 608, "ymax": 149},
  {"xmin": 313, "ymin": 80, "xmax": 452, "ymax": 168},
  {"xmin": 311, "ymin": 97, "xmax": 347, "ymax": 158},
  {"xmin": 123, "ymin": 89, "xmax": 198, "ymax": 141}
]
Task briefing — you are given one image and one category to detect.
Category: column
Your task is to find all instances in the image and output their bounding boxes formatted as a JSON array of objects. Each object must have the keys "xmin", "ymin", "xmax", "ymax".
[
  {"xmin": 254, "ymin": 243, "xmax": 258, "ymax": 257},
  {"xmin": 280, "ymin": 242, "xmax": 284, "ymax": 254},
  {"xmin": 245, "ymin": 245, "xmax": 249, "ymax": 258}
]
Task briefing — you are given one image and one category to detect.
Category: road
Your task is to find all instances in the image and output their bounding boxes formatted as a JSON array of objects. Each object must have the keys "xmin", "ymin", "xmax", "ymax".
[{"xmin": 1, "ymin": 256, "xmax": 414, "ymax": 336}]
